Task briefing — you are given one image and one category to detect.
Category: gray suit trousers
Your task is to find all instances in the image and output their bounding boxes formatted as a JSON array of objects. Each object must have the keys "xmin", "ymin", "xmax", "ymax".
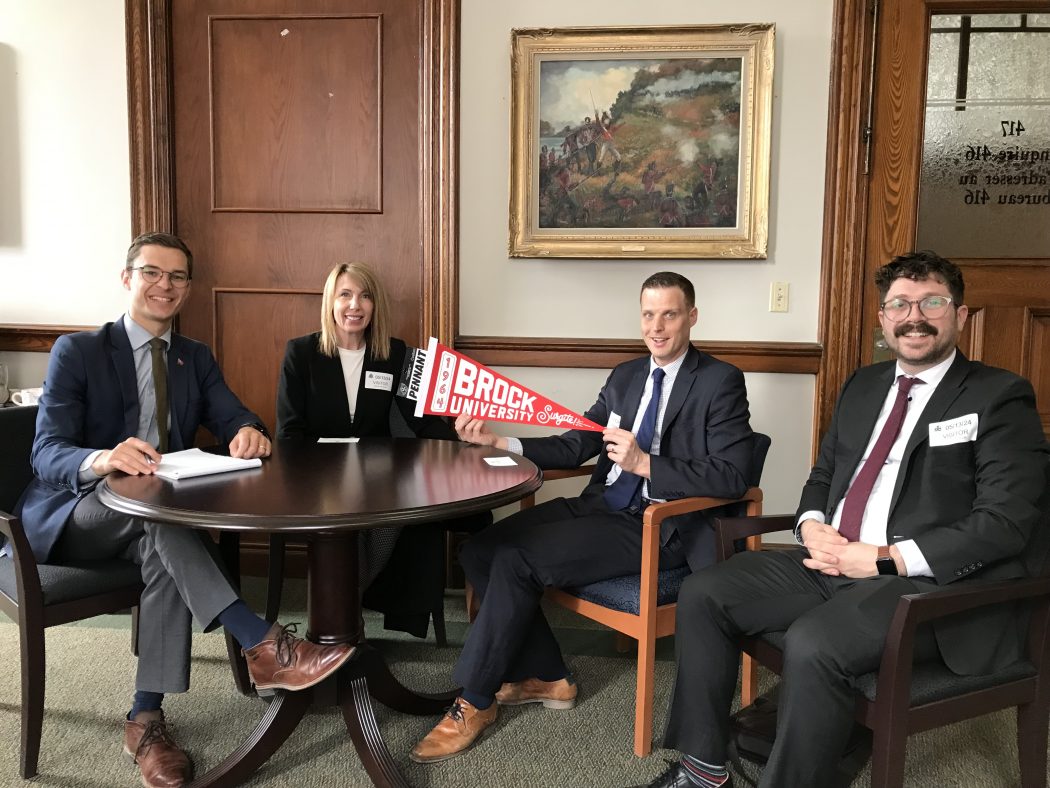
[{"xmin": 53, "ymin": 490, "xmax": 239, "ymax": 694}]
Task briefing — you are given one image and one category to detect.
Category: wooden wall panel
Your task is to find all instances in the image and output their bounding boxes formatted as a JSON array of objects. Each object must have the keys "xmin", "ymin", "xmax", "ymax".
[
  {"xmin": 213, "ymin": 289, "xmax": 321, "ymax": 432},
  {"xmin": 210, "ymin": 15, "xmax": 382, "ymax": 212},
  {"xmin": 1023, "ymin": 309, "xmax": 1050, "ymax": 434}
]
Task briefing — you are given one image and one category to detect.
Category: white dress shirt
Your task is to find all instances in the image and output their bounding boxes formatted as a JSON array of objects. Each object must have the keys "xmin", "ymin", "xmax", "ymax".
[{"xmin": 505, "ymin": 350, "xmax": 687, "ymax": 502}]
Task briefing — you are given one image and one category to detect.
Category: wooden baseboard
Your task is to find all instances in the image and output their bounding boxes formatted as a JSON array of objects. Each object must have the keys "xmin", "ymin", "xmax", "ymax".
[{"xmin": 0, "ymin": 324, "xmax": 96, "ymax": 352}]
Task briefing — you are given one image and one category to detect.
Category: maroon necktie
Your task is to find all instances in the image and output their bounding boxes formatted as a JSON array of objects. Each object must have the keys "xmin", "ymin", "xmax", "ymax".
[{"xmin": 837, "ymin": 376, "xmax": 922, "ymax": 541}]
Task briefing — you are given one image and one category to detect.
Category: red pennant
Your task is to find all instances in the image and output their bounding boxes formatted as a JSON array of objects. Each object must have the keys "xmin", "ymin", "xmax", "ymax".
[{"xmin": 413, "ymin": 338, "xmax": 602, "ymax": 431}]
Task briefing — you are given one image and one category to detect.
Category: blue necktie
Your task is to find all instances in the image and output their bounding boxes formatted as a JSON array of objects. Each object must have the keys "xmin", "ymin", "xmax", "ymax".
[{"xmin": 604, "ymin": 367, "xmax": 666, "ymax": 512}]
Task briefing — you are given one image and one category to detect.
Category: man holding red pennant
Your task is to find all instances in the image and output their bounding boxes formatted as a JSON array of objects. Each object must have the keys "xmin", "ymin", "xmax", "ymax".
[
  {"xmin": 411, "ymin": 272, "xmax": 756, "ymax": 764},
  {"xmin": 411, "ymin": 338, "xmax": 603, "ymax": 431}
]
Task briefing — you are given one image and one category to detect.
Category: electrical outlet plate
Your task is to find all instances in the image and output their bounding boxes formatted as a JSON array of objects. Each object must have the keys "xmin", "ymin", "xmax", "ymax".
[{"xmin": 769, "ymin": 282, "xmax": 789, "ymax": 312}]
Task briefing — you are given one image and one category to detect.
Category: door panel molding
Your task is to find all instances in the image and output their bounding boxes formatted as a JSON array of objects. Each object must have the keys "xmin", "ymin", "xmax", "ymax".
[
  {"xmin": 126, "ymin": 0, "xmax": 176, "ymax": 235},
  {"xmin": 816, "ymin": 0, "xmax": 876, "ymax": 447}
]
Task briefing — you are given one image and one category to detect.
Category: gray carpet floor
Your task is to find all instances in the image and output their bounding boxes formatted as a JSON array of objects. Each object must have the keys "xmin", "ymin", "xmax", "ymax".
[{"xmin": 0, "ymin": 580, "xmax": 1028, "ymax": 787}]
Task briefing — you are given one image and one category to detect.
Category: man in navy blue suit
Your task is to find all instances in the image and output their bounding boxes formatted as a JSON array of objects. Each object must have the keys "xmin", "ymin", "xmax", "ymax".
[
  {"xmin": 411, "ymin": 271, "xmax": 755, "ymax": 763},
  {"xmin": 16, "ymin": 233, "xmax": 353, "ymax": 788}
]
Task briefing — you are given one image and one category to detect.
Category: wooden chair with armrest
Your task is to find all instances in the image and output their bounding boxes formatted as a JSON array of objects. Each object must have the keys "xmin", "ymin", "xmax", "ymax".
[
  {"xmin": 0, "ymin": 404, "xmax": 144, "ymax": 779},
  {"xmin": 535, "ymin": 432, "xmax": 771, "ymax": 756},
  {"xmin": 715, "ymin": 513, "xmax": 1050, "ymax": 788}
]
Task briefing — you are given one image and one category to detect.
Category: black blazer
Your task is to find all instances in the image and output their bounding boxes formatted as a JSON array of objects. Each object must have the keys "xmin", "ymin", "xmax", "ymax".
[
  {"xmin": 521, "ymin": 345, "xmax": 754, "ymax": 571},
  {"xmin": 799, "ymin": 352, "xmax": 1050, "ymax": 674},
  {"xmin": 276, "ymin": 333, "xmax": 453, "ymax": 441}
]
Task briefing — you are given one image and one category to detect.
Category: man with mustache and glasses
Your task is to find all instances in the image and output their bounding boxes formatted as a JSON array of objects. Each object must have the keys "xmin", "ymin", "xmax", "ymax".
[{"xmin": 641, "ymin": 251, "xmax": 1050, "ymax": 788}]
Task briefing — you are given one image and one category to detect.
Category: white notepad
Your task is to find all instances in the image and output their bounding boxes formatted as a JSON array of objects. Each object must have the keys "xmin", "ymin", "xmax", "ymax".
[{"xmin": 153, "ymin": 448, "xmax": 262, "ymax": 481}]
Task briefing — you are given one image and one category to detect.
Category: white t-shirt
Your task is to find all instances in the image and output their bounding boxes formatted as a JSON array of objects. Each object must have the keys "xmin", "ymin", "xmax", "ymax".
[{"xmin": 337, "ymin": 346, "xmax": 367, "ymax": 419}]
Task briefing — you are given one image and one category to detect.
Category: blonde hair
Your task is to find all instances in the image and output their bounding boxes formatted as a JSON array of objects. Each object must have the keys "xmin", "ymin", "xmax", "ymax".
[{"xmin": 318, "ymin": 262, "xmax": 391, "ymax": 360}]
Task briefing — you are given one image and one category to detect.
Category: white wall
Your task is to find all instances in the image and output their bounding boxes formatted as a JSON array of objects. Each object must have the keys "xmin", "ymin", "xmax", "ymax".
[
  {"xmin": 0, "ymin": 0, "xmax": 131, "ymax": 388},
  {"xmin": 460, "ymin": 0, "xmax": 834, "ymax": 520}
]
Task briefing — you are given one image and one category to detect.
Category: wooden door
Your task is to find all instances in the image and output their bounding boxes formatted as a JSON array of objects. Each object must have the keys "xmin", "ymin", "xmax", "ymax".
[
  {"xmin": 862, "ymin": 0, "xmax": 1050, "ymax": 433},
  {"xmin": 159, "ymin": 0, "xmax": 454, "ymax": 434}
]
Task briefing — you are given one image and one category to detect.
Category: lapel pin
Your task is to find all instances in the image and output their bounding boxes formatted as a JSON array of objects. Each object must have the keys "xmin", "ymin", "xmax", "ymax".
[{"xmin": 177, "ymin": 357, "xmax": 184, "ymax": 366}]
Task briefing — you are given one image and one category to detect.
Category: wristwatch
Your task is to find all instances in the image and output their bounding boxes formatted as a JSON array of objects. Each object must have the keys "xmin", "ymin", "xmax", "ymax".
[
  {"xmin": 243, "ymin": 422, "xmax": 271, "ymax": 439},
  {"xmin": 876, "ymin": 545, "xmax": 899, "ymax": 576}
]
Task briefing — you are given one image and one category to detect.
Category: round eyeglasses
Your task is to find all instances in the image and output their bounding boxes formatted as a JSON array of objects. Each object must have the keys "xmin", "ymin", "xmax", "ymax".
[
  {"xmin": 129, "ymin": 266, "xmax": 191, "ymax": 288},
  {"xmin": 880, "ymin": 295, "xmax": 953, "ymax": 322}
]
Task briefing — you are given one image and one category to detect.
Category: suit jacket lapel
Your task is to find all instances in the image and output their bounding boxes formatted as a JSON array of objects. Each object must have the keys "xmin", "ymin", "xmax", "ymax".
[
  {"xmin": 829, "ymin": 365, "xmax": 896, "ymax": 506},
  {"xmin": 661, "ymin": 346, "xmax": 700, "ymax": 432},
  {"xmin": 889, "ymin": 353, "xmax": 970, "ymax": 509},
  {"xmin": 108, "ymin": 319, "xmax": 140, "ymax": 438},
  {"xmin": 321, "ymin": 349, "xmax": 354, "ymax": 433},
  {"xmin": 619, "ymin": 361, "xmax": 649, "ymax": 430}
]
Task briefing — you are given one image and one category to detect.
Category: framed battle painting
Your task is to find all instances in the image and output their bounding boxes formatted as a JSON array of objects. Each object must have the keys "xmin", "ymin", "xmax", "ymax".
[{"xmin": 509, "ymin": 25, "xmax": 774, "ymax": 259}]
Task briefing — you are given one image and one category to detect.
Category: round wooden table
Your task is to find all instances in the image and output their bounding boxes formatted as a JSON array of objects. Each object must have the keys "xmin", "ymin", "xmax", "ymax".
[{"xmin": 99, "ymin": 438, "xmax": 542, "ymax": 788}]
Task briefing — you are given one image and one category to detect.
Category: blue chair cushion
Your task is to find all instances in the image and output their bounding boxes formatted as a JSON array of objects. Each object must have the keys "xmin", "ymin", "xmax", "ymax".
[
  {"xmin": 0, "ymin": 555, "xmax": 143, "ymax": 607},
  {"xmin": 758, "ymin": 630, "xmax": 1037, "ymax": 705},
  {"xmin": 563, "ymin": 565, "xmax": 691, "ymax": 615}
]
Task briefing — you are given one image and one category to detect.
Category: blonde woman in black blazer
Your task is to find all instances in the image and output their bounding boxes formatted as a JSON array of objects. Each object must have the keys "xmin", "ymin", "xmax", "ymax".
[{"xmin": 277, "ymin": 262, "xmax": 478, "ymax": 636}]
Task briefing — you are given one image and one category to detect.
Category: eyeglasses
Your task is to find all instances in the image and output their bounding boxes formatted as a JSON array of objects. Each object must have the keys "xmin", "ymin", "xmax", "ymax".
[
  {"xmin": 880, "ymin": 295, "xmax": 953, "ymax": 322},
  {"xmin": 129, "ymin": 266, "xmax": 191, "ymax": 288}
]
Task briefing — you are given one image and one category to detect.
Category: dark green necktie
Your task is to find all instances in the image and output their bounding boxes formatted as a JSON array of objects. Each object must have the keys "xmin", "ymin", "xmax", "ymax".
[{"xmin": 148, "ymin": 337, "xmax": 169, "ymax": 453}]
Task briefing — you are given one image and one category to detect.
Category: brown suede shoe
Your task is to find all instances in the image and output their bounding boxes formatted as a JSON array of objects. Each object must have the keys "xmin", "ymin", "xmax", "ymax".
[
  {"xmin": 242, "ymin": 622, "xmax": 354, "ymax": 692},
  {"xmin": 495, "ymin": 676, "xmax": 577, "ymax": 709},
  {"xmin": 122, "ymin": 710, "xmax": 192, "ymax": 788},
  {"xmin": 409, "ymin": 697, "xmax": 498, "ymax": 763}
]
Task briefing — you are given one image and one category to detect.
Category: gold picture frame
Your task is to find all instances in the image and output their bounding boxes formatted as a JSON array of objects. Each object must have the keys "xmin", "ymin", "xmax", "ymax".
[{"xmin": 509, "ymin": 24, "xmax": 774, "ymax": 259}]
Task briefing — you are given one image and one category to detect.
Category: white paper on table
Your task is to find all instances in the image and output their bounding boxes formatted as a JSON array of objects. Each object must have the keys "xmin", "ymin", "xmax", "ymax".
[
  {"xmin": 316, "ymin": 437, "xmax": 360, "ymax": 443},
  {"xmin": 483, "ymin": 456, "xmax": 518, "ymax": 467},
  {"xmin": 154, "ymin": 448, "xmax": 262, "ymax": 481}
]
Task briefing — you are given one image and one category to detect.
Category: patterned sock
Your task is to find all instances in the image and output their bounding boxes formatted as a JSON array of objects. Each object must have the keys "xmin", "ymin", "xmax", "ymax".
[
  {"xmin": 128, "ymin": 690, "xmax": 164, "ymax": 720},
  {"xmin": 460, "ymin": 688, "xmax": 494, "ymax": 711},
  {"xmin": 680, "ymin": 755, "xmax": 730, "ymax": 787},
  {"xmin": 217, "ymin": 599, "xmax": 271, "ymax": 649}
]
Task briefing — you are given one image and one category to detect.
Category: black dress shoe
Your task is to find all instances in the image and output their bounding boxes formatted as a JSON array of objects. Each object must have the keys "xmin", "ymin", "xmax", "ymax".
[{"xmin": 629, "ymin": 759, "xmax": 734, "ymax": 788}]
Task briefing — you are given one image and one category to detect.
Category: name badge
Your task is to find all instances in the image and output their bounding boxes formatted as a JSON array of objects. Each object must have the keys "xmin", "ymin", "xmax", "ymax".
[
  {"xmin": 928, "ymin": 413, "xmax": 978, "ymax": 446},
  {"xmin": 365, "ymin": 371, "xmax": 394, "ymax": 391},
  {"xmin": 607, "ymin": 411, "xmax": 622, "ymax": 430}
]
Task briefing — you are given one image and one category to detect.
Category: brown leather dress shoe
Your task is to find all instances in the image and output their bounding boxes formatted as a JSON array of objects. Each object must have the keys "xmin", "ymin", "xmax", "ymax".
[
  {"xmin": 495, "ymin": 676, "xmax": 577, "ymax": 709},
  {"xmin": 409, "ymin": 697, "xmax": 498, "ymax": 763},
  {"xmin": 123, "ymin": 711, "xmax": 192, "ymax": 788},
  {"xmin": 242, "ymin": 622, "xmax": 354, "ymax": 692}
]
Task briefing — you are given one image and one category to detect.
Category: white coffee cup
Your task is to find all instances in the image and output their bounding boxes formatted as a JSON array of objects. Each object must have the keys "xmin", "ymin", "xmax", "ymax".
[{"xmin": 11, "ymin": 387, "xmax": 43, "ymax": 406}]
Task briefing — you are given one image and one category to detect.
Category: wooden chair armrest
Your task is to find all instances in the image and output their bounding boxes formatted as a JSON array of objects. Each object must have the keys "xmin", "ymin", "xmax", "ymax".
[
  {"xmin": 0, "ymin": 509, "xmax": 43, "ymax": 611},
  {"xmin": 631, "ymin": 489, "xmax": 765, "ymax": 618},
  {"xmin": 642, "ymin": 488, "xmax": 764, "ymax": 530},
  {"xmin": 0, "ymin": 509, "xmax": 15, "ymax": 543},
  {"xmin": 519, "ymin": 464, "xmax": 597, "ymax": 510},
  {"xmin": 897, "ymin": 576, "xmax": 1050, "ymax": 625},
  {"xmin": 875, "ymin": 575, "xmax": 1050, "ymax": 715},
  {"xmin": 540, "ymin": 465, "xmax": 597, "ymax": 482},
  {"xmin": 0, "ymin": 509, "xmax": 35, "ymax": 564},
  {"xmin": 714, "ymin": 514, "xmax": 796, "ymax": 562}
]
